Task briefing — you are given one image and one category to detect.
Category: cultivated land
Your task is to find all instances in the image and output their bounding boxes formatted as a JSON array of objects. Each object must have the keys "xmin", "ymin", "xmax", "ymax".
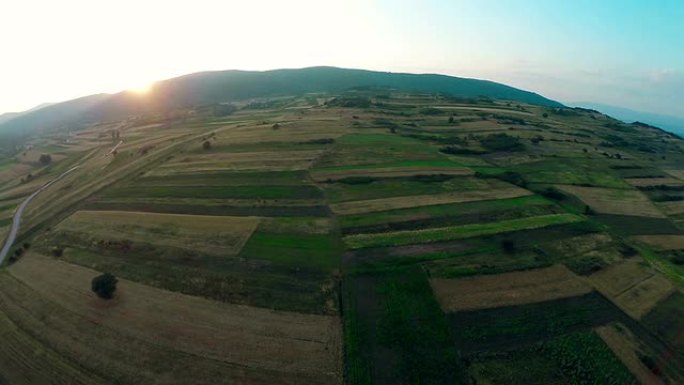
[
  {"xmin": 431, "ymin": 265, "xmax": 592, "ymax": 311},
  {"xmin": 1, "ymin": 90, "xmax": 684, "ymax": 384}
]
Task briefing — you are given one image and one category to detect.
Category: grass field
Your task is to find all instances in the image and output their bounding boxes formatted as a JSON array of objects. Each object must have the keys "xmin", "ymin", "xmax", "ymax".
[
  {"xmin": 3, "ymin": 91, "xmax": 684, "ymax": 384},
  {"xmin": 345, "ymin": 213, "xmax": 582, "ymax": 249},
  {"xmin": 331, "ymin": 187, "xmax": 532, "ymax": 215}
]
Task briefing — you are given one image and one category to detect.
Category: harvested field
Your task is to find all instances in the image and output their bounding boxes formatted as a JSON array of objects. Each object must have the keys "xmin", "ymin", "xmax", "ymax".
[
  {"xmin": 657, "ymin": 201, "xmax": 684, "ymax": 215},
  {"xmin": 626, "ymin": 177, "xmax": 684, "ymax": 187},
  {"xmin": 664, "ymin": 169, "xmax": 684, "ymax": 180},
  {"xmin": 331, "ymin": 186, "xmax": 531, "ymax": 215},
  {"xmin": 558, "ymin": 185, "xmax": 665, "ymax": 218},
  {"xmin": 431, "ymin": 265, "xmax": 592, "ymax": 312},
  {"xmin": 2, "ymin": 254, "xmax": 342, "ymax": 384},
  {"xmin": 633, "ymin": 235, "xmax": 684, "ymax": 250},
  {"xmin": 596, "ymin": 324, "xmax": 664, "ymax": 385},
  {"xmin": 345, "ymin": 214, "xmax": 582, "ymax": 249},
  {"xmin": 57, "ymin": 210, "xmax": 260, "ymax": 256},
  {"xmin": 587, "ymin": 258, "xmax": 675, "ymax": 319}
]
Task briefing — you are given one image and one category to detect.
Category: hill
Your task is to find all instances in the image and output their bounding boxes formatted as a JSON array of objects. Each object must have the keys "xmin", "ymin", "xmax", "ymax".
[
  {"xmin": 0, "ymin": 66, "xmax": 563, "ymax": 136},
  {"xmin": 574, "ymin": 101, "xmax": 684, "ymax": 136},
  {"xmin": 1, "ymin": 91, "xmax": 683, "ymax": 385}
]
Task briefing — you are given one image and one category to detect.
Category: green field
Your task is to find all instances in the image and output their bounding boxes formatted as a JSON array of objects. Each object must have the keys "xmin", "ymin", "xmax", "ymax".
[
  {"xmin": 2, "ymin": 89, "xmax": 684, "ymax": 385},
  {"xmin": 345, "ymin": 213, "xmax": 583, "ymax": 249}
]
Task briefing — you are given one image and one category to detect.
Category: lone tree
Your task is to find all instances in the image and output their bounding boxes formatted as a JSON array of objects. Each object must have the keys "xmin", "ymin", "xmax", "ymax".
[
  {"xmin": 202, "ymin": 140, "xmax": 212, "ymax": 150},
  {"xmin": 39, "ymin": 154, "xmax": 52, "ymax": 165},
  {"xmin": 501, "ymin": 239, "xmax": 516, "ymax": 254},
  {"xmin": 91, "ymin": 273, "xmax": 118, "ymax": 299}
]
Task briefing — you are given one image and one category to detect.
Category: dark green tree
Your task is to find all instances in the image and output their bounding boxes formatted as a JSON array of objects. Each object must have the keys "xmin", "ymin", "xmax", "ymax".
[{"xmin": 91, "ymin": 273, "xmax": 118, "ymax": 299}]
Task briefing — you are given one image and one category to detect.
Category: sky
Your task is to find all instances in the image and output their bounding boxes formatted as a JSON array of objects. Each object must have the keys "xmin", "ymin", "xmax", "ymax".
[{"xmin": 1, "ymin": 0, "xmax": 682, "ymax": 117}]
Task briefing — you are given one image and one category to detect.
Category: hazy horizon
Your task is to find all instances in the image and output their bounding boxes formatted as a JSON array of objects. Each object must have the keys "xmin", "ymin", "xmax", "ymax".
[{"xmin": 2, "ymin": 0, "xmax": 682, "ymax": 118}]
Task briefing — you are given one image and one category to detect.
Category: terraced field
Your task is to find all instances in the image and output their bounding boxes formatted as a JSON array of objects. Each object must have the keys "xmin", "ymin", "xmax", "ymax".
[{"xmin": 1, "ymin": 92, "xmax": 683, "ymax": 384}]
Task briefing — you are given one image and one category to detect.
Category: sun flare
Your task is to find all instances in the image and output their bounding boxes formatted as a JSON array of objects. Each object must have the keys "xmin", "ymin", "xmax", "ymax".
[{"xmin": 128, "ymin": 81, "xmax": 152, "ymax": 94}]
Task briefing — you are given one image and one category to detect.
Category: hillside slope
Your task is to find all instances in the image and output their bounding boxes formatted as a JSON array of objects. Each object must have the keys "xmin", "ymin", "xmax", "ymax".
[{"xmin": 0, "ymin": 66, "xmax": 563, "ymax": 135}]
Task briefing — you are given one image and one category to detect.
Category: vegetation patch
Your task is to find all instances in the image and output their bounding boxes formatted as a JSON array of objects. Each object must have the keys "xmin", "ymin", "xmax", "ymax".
[
  {"xmin": 331, "ymin": 187, "xmax": 531, "ymax": 215},
  {"xmin": 345, "ymin": 214, "xmax": 582, "ymax": 249}
]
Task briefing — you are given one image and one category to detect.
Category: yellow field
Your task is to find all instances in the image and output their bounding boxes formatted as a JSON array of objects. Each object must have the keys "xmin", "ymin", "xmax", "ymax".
[
  {"xmin": 57, "ymin": 210, "xmax": 260, "ymax": 256},
  {"xmin": 596, "ymin": 324, "xmax": 664, "ymax": 385},
  {"xmin": 633, "ymin": 235, "xmax": 684, "ymax": 250},
  {"xmin": 430, "ymin": 265, "xmax": 592, "ymax": 312},
  {"xmin": 558, "ymin": 185, "xmax": 665, "ymax": 218},
  {"xmin": 310, "ymin": 166, "xmax": 473, "ymax": 181},
  {"xmin": 586, "ymin": 258, "xmax": 674, "ymax": 319},
  {"xmin": 0, "ymin": 254, "xmax": 342, "ymax": 385},
  {"xmin": 330, "ymin": 187, "xmax": 532, "ymax": 215}
]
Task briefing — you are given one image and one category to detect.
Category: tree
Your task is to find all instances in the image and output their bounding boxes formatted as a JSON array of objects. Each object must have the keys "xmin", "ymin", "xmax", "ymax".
[
  {"xmin": 51, "ymin": 246, "xmax": 64, "ymax": 257},
  {"xmin": 202, "ymin": 140, "xmax": 212, "ymax": 150},
  {"xmin": 91, "ymin": 273, "xmax": 118, "ymax": 299},
  {"xmin": 501, "ymin": 240, "xmax": 516, "ymax": 254},
  {"xmin": 39, "ymin": 154, "xmax": 52, "ymax": 165},
  {"xmin": 584, "ymin": 205, "xmax": 595, "ymax": 215},
  {"xmin": 542, "ymin": 113, "xmax": 549, "ymax": 118},
  {"xmin": 448, "ymin": 116, "xmax": 455, "ymax": 124}
]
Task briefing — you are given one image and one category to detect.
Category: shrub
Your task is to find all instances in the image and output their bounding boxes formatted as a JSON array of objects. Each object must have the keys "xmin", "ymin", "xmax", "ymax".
[
  {"xmin": 39, "ymin": 154, "xmax": 52, "ymax": 165},
  {"xmin": 566, "ymin": 256, "xmax": 606, "ymax": 275},
  {"xmin": 51, "ymin": 246, "xmax": 64, "ymax": 257},
  {"xmin": 501, "ymin": 239, "xmax": 516, "ymax": 254},
  {"xmin": 419, "ymin": 107, "xmax": 444, "ymax": 115},
  {"xmin": 540, "ymin": 187, "xmax": 566, "ymax": 200},
  {"xmin": 480, "ymin": 133, "xmax": 524, "ymax": 152},
  {"xmin": 336, "ymin": 176, "xmax": 376, "ymax": 185},
  {"xmin": 91, "ymin": 273, "xmax": 118, "ymax": 299},
  {"xmin": 202, "ymin": 140, "xmax": 211, "ymax": 150}
]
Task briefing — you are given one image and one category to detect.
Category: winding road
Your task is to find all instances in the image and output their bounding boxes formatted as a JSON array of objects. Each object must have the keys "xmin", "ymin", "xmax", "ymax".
[{"xmin": 0, "ymin": 166, "xmax": 80, "ymax": 264}]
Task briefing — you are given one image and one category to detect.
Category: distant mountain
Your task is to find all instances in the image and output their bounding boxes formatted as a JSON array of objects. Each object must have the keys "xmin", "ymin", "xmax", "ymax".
[
  {"xmin": 572, "ymin": 102, "xmax": 684, "ymax": 136},
  {"xmin": 0, "ymin": 102, "xmax": 53, "ymax": 125},
  {"xmin": 0, "ymin": 66, "xmax": 563, "ymax": 135},
  {"xmin": 0, "ymin": 112, "xmax": 21, "ymax": 125}
]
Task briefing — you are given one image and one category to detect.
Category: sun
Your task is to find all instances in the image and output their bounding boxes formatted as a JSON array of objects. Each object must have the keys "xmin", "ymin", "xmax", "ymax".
[{"xmin": 127, "ymin": 81, "xmax": 153, "ymax": 94}]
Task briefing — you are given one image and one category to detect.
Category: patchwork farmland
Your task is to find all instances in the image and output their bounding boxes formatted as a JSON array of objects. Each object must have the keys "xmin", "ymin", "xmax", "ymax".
[{"xmin": 1, "ymin": 91, "xmax": 684, "ymax": 385}]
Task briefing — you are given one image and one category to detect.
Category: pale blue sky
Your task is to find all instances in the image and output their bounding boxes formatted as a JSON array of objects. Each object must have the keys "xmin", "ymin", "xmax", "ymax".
[{"xmin": 1, "ymin": 0, "xmax": 682, "ymax": 117}]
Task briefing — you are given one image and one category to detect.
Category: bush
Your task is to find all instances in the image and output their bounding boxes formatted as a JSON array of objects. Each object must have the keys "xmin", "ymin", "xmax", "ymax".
[
  {"xmin": 497, "ymin": 171, "xmax": 526, "ymax": 187},
  {"xmin": 540, "ymin": 187, "xmax": 566, "ymax": 200},
  {"xmin": 439, "ymin": 146, "xmax": 485, "ymax": 155},
  {"xmin": 419, "ymin": 107, "xmax": 444, "ymax": 115},
  {"xmin": 566, "ymin": 256, "xmax": 606, "ymax": 275},
  {"xmin": 501, "ymin": 239, "xmax": 516, "ymax": 254},
  {"xmin": 51, "ymin": 246, "xmax": 64, "ymax": 257},
  {"xmin": 39, "ymin": 154, "xmax": 52, "ymax": 165},
  {"xmin": 480, "ymin": 133, "xmax": 524, "ymax": 152},
  {"xmin": 91, "ymin": 273, "xmax": 118, "ymax": 299},
  {"xmin": 202, "ymin": 140, "xmax": 211, "ymax": 150},
  {"xmin": 336, "ymin": 176, "xmax": 376, "ymax": 185}
]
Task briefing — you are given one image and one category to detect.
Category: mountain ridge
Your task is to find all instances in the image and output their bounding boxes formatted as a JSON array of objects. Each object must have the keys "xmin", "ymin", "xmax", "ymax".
[{"xmin": 0, "ymin": 66, "xmax": 563, "ymax": 135}]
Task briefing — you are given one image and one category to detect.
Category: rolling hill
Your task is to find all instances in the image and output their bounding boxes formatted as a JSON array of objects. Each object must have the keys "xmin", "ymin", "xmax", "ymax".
[{"xmin": 0, "ymin": 66, "xmax": 563, "ymax": 136}]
